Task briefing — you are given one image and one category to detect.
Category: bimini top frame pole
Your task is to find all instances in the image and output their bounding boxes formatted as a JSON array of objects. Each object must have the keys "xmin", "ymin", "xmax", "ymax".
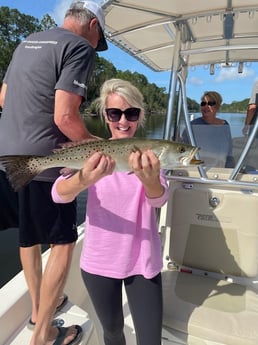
[
  {"xmin": 177, "ymin": 73, "xmax": 208, "ymax": 179},
  {"xmin": 163, "ymin": 27, "xmax": 181, "ymax": 141},
  {"xmin": 163, "ymin": 20, "xmax": 208, "ymax": 178}
]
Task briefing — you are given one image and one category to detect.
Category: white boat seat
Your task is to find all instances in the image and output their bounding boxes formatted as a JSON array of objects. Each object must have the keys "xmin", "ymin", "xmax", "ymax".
[{"xmin": 161, "ymin": 179, "xmax": 258, "ymax": 345}]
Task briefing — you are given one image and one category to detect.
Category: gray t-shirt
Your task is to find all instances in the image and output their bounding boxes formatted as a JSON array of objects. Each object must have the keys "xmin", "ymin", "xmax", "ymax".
[
  {"xmin": 0, "ymin": 27, "xmax": 95, "ymax": 157},
  {"xmin": 249, "ymin": 80, "xmax": 258, "ymax": 104}
]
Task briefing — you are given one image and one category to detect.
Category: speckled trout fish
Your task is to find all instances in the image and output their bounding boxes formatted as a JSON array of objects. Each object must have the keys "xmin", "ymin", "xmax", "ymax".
[{"xmin": 0, "ymin": 138, "xmax": 201, "ymax": 191}]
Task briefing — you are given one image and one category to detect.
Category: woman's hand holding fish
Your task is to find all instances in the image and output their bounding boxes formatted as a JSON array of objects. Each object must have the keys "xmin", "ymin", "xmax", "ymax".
[
  {"xmin": 79, "ymin": 152, "xmax": 115, "ymax": 185},
  {"xmin": 129, "ymin": 150, "xmax": 164, "ymax": 199},
  {"xmin": 56, "ymin": 152, "xmax": 115, "ymax": 202}
]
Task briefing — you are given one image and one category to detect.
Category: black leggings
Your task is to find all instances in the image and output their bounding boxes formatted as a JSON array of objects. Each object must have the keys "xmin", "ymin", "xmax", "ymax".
[{"xmin": 81, "ymin": 271, "xmax": 163, "ymax": 345}]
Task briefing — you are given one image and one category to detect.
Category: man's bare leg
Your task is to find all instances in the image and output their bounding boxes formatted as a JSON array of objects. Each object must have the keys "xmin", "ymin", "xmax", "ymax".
[
  {"xmin": 29, "ymin": 242, "xmax": 77, "ymax": 345},
  {"xmin": 20, "ymin": 245, "xmax": 42, "ymax": 323}
]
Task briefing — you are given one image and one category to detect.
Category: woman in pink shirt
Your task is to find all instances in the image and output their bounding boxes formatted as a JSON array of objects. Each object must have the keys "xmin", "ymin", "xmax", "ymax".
[{"xmin": 52, "ymin": 78, "xmax": 169, "ymax": 345}]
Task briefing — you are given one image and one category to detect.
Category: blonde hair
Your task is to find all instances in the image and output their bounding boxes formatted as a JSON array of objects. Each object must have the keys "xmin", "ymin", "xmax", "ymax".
[
  {"xmin": 98, "ymin": 78, "xmax": 145, "ymax": 125},
  {"xmin": 201, "ymin": 91, "xmax": 223, "ymax": 108}
]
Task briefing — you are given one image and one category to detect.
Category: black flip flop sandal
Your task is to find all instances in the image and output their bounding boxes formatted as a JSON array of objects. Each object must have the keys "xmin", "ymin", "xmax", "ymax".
[{"xmin": 53, "ymin": 325, "xmax": 83, "ymax": 345}]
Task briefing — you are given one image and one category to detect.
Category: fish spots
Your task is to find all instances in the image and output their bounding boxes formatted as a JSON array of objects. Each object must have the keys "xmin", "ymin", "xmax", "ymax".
[{"xmin": 0, "ymin": 139, "xmax": 200, "ymax": 191}]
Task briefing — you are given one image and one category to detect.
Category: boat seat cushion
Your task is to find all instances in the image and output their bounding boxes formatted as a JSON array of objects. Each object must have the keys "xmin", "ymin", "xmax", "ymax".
[
  {"xmin": 162, "ymin": 270, "xmax": 258, "ymax": 345},
  {"xmin": 167, "ymin": 187, "xmax": 258, "ymax": 278}
]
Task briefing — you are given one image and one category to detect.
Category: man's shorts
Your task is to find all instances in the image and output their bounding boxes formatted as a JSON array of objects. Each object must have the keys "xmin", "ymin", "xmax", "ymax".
[
  {"xmin": 0, "ymin": 170, "xmax": 19, "ymax": 230},
  {"xmin": 18, "ymin": 180, "xmax": 78, "ymax": 247}
]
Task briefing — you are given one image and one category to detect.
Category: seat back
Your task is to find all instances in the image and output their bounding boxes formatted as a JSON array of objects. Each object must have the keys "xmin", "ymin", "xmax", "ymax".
[{"xmin": 165, "ymin": 180, "xmax": 258, "ymax": 279}]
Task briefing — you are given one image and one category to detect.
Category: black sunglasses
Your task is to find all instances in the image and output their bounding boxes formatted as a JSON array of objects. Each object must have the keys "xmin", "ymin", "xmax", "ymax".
[
  {"xmin": 200, "ymin": 101, "xmax": 216, "ymax": 106},
  {"xmin": 105, "ymin": 108, "xmax": 141, "ymax": 122}
]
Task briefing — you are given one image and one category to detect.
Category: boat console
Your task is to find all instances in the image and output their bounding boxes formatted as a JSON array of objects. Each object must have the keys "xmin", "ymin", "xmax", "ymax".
[{"xmin": 160, "ymin": 168, "xmax": 258, "ymax": 345}]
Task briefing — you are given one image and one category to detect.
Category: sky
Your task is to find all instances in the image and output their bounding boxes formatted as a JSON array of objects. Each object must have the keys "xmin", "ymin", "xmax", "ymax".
[{"xmin": 1, "ymin": 0, "xmax": 258, "ymax": 104}]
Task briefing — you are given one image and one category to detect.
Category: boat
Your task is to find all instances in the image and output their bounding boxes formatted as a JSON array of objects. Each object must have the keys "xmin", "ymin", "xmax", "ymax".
[{"xmin": 1, "ymin": 1, "xmax": 258, "ymax": 344}]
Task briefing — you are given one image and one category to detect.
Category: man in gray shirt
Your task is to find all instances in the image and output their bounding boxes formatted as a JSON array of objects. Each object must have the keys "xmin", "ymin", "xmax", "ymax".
[
  {"xmin": 242, "ymin": 80, "xmax": 258, "ymax": 136},
  {"xmin": 0, "ymin": 1, "xmax": 108, "ymax": 344}
]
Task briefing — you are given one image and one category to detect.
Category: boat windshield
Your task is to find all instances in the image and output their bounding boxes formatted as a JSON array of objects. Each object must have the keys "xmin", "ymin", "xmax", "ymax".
[
  {"xmin": 163, "ymin": 72, "xmax": 258, "ymax": 183},
  {"xmin": 178, "ymin": 113, "xmax": 258, "ymax": 173}
]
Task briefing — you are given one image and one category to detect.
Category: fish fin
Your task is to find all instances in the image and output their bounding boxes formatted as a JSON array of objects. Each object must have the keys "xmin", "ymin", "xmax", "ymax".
[
  {"xmin": 0, "ymin": 155, "xmax": 42, "ymax": 191},
  {"xmin": 59, "ymin": 167, "xmax": 79, "ymax": 177},
  {"xmin": 54, "ymin": 138, "xmax": 106, "ymax": 152},
  {"xmin": 131, "ymin": 145, "xmax": 141, "ymax": 153},
  {"xmin": 53, "ymin": 142, "xmax": 82, "ymax": 152}
]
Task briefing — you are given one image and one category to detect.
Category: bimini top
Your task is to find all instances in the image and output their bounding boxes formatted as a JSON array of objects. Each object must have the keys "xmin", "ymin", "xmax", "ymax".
[{"xmin": 102, "ymin": 0, "xmax": 258, "ymax": 71}]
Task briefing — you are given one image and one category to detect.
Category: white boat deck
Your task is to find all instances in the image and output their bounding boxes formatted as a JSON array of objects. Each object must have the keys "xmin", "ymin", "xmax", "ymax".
[
  {"xmin": 4, "ymin": 303, "xmax": 93, "ymax": 345},
  {"xmin": 2, "ymin": 186, "xmax": 258, "ymax": 345},
  {"xmin": 0, "ymin": 225, "xmax": 137, "ymax": 345}
]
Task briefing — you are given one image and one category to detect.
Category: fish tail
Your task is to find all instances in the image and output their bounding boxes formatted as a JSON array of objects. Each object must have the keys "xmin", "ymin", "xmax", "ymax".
[{"xmin": 0, "ymin": 155, "xmax": 42, "ymax": 191}]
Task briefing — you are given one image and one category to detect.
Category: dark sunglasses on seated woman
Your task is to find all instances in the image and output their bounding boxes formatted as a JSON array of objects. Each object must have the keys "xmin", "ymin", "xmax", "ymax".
[
  {"xmin": 105, "ymin": 108, "xmax": 141, "ymax": 122},
  {"xmin": 200, "ymin": 101, "xmax": 216, "ymax": 106}
]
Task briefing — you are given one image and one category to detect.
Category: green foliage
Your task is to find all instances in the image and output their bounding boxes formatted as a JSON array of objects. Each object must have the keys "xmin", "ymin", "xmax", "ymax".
[
  {"xmin": 0, "ymin": 6, "xmax": 41, "ymax": 81},
  {"xmin": 87, "ymin": 55, "xmax": 118, "ymax": 101},
  {"xmin": 187, "ymin": 98, "xmax": 199, "ymax": 112},
  {"xmin": 187, "ymin": 98, "xmax": 249, "ymax": 113},
  {"xmin": 90, "ymin": 69, "xmax": 168, "ymax": 114},
  {"xmin": 221, "ymin": 98, "xmax": 249, "ymax": 113},
  {"xmin": 39, "ymin": 14, "xmax": 57, "ymax": 31}
]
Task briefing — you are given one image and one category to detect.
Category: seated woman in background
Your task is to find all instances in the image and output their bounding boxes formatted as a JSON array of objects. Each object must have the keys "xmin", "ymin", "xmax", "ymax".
[{"xmin": 182, "ymin": 91, "xmax": 235, "ymax": 168}]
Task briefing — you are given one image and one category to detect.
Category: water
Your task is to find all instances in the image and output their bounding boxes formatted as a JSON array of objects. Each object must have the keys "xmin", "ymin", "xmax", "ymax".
[
  {"xmin": 0, "ymin": 112, "xmax": 245, "ymax": 288},
  {"xmin": 193, "ymin": 112, "xmax": 245, "ymax": 138},
  {"xmin": 84, "ymin": 112, "xmax": 245, "ymax": 139},
  {"xmin": 83, "ymin": 112, "xmax": 167, "ymax": 139}
]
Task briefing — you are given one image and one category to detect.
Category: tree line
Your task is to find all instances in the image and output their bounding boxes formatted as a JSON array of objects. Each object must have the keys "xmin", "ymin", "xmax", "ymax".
[
  {"xmin": 0, "ymin": 6, "xmax": 168, "ymax": 114},
  {"xmin": 0, "ymin": 6, "xmax": 250, "ymax": 115}
]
